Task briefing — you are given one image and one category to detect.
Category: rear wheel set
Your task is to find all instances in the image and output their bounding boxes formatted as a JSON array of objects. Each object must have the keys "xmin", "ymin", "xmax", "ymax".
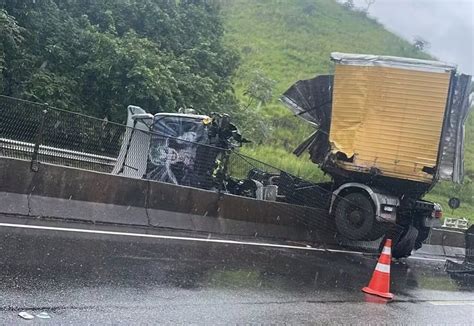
[
  {"xmin": 334, "ymin": 192, "xmax": 388, "ymax": 241},
  {"xmin": 334, "ymin": 192, "xmax": 423, "ymax": 258}
]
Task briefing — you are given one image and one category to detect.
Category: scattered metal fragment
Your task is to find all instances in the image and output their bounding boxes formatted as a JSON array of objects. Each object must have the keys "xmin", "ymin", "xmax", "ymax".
[
  {"xmin": 36, "ymin": 312, "xmax": 52, "ymax": 319},
  {"xmin": 446, "ymin": 225, "xmax": 474, "ymax": 276},
  {"xmin": 18, "ymin": 311, "xmax": 35, "ymax": 320}
]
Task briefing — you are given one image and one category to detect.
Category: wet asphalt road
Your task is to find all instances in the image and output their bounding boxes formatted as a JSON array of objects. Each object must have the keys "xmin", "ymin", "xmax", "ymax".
[{"xmin": 0, "ymin": 218, "xmax": 473, "ymax": 325}]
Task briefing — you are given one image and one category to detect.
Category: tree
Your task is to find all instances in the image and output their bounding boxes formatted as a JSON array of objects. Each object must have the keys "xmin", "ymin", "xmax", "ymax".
[
  {"xmin": 0, "ymin": 9, "xmax": 24, "ymax": 91},
  {"xmin": 342, "ymin": 0, "xmax": 355, "ymax": 10},
  {"xmin": 413, "ymin": 36, "xmax": 430, "ymax": 51},
  {"xmin": 243, "ymin": 70, "xmax": 275, "ymax": 109},
  {"xmin": 364, "ymin": 0, "xmax": 376, "ymax": 12},
  {"xmin": 0, "ymin": 0, "xmax": 240, "ymax": 122}
]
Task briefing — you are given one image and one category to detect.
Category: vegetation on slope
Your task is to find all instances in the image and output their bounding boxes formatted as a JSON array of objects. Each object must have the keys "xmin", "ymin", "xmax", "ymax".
[
  {"xmin": 222, "ymin": 0, "xmax": 472, "ymax": 220},
  {"xmin": 0, "ymin": 1, "xmax": 239, "ymax": 121},
  {"xmin": 222, "ymin": 0, "xmax": 432, "ymax": 150}
]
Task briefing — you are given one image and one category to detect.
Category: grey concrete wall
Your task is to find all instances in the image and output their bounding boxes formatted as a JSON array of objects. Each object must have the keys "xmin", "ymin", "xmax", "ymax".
[
  {"xmin": 0, "ymin": 157, "xmax": 465, "ymax": 248},
  {"xmin": 429, "ymin": 228, "xmax": 466, "ymax": 248},
  {"xmin": 0, "ymin": 157, "xmax": 332, "ymax": 243}
]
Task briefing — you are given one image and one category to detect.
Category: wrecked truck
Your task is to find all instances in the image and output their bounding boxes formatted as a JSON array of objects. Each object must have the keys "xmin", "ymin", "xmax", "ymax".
[
  {"xmin": 110, "ymin": 107, "xmax": 269, "ymax": 198},
  {"xmin": 109, "ymin": 52, "xmax": 471, "ymax": 258},
  {"xmin": 281, "ymin": 52, "xmax": 472, "ymax": 257}
]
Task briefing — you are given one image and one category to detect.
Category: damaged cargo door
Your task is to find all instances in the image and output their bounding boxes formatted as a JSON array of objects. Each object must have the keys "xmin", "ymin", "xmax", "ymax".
[{"xmin": 438, "ymin": 74, "xmax": 472, "ymax": 183}]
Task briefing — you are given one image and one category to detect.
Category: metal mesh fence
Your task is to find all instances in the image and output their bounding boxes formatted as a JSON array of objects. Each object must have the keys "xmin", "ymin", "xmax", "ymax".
[
  {"xmin": 0, "ymin": 96, "xmax": 123, "ymax": 172},
  {"xmin": 0, "ymin": 95, "xmax": 388, "ymax": 246}
]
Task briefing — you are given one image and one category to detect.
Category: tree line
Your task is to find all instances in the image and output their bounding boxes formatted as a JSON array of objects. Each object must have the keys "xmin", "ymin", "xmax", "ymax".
[{"xmin": 0, "ymin": 0, "xmax": 240, "ymax": 122}]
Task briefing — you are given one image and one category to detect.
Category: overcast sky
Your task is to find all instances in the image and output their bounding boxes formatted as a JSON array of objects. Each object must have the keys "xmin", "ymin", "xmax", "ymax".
[{"xmin": 352, "ymin": 0, "xmax": 474, "ymax": 74}]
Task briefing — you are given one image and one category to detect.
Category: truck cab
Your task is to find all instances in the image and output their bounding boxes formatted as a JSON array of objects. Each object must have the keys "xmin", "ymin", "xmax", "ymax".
[{"xmin": 112, "ymin": 106, "xmax": 248, "ymax": 191}]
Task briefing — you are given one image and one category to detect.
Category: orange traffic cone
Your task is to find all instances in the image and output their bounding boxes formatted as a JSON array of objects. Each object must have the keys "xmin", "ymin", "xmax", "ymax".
[{"xmin": 362, "ymin": 239, "xmax": 394, "ymax": 300}]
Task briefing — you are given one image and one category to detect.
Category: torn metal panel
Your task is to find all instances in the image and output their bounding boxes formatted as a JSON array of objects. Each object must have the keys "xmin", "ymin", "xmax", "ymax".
[
  {"xmin": 446, "ymin": 225, "xmax": 474, "ymax": 275},
  {"xmin": 331, "ymin": 52, "xmax": 457, "ymax": 73},
  {"xmin": 280, "ymin": 75, "xmax": 333, "ymax": 162},
  {"xmin": 280, "ymin": 75, "xmax": 333, "ymax": 127},
  {"xmin": 438, "ymin": 74, "xmax": 472, "ymax": 183}
]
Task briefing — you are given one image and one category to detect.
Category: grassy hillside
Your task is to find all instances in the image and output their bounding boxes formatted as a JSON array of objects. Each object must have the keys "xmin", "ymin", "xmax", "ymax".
[
  {"xmin": 222, "ymin": 0, "xmax": 473, "ymax": 220},
  {"xmin": 223, "ymin": 0, "xmax": 429, "ymax": 99}
]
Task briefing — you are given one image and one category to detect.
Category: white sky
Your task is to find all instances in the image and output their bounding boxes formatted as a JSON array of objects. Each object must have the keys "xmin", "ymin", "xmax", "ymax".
[{"xmin": 353, "ymin": 0, "xmax": 474, "ymax": 74}]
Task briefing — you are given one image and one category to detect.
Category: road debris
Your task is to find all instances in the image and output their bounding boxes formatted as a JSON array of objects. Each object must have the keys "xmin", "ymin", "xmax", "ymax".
[
  {"xmin": 36, "ymin": 312, "xmax": 52, "ymax": 319},
  {"xmin": 18, "ymin": 311, "xmax": 35, "ymax": 320}
]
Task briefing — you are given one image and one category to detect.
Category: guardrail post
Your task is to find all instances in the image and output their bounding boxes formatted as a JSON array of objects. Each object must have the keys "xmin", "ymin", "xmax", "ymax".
[{"xmin": 31, "ymin": 109, "xmax": 47, "ymax": 172}]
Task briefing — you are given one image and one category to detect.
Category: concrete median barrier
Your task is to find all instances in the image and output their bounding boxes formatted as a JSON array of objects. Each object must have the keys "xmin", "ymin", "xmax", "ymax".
[
  {"xmin": 0, "ymin": 157, "xmax": 149, "ymax": 225},
  {"xmin": 0, "ymin": 156, "xmax": 466, "ymax": 249},
  {"xmin": 0, "ymin": 157, "xmax": 328, "ymax": 242}
]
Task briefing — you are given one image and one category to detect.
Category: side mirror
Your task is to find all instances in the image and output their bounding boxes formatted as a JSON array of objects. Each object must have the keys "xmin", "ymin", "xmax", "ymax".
[{"xmin": 448, "ymin": 197, "xmax": 461, "ymax": 210}]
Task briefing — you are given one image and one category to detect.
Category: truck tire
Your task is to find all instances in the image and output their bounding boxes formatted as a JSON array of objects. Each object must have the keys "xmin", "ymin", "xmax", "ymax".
[
  {"xmin": 334, "ymin": 192, "xmax": 375, "ymax": 240},
  {"xmin": 392, "ymin": 226, "xmax": 419, "ymax": 259}
]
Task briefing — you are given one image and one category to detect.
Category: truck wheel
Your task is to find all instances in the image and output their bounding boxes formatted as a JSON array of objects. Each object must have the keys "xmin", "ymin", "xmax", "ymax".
[
  {"xmin": 392, "ymin": 226, "xmax": 419, "ymax": 259},
  {"xmin": 334, "ymin": 192, "xmax": 375, "ymax": 240}
]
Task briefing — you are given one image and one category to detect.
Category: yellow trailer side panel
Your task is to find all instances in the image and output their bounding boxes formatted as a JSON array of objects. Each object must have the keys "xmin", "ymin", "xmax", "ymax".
[{"xmin": 330, "ymin": 65, "xmax": 451, "ymax": 183}]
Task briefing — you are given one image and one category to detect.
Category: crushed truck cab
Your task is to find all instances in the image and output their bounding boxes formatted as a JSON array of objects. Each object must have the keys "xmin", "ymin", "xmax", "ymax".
[{"xmin": 282, "ymin": 52, "xmax": 472, "ymax": 257}]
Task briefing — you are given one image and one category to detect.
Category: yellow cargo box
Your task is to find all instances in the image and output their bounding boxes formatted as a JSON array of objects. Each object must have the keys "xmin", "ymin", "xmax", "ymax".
[{"xmin": 329, "ymin": 53, "xmax": 456, "ymax": 183}]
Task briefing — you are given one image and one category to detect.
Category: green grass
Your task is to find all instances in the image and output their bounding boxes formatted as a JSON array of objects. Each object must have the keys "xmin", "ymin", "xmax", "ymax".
[
  {"xmin": 223, "ymin": 0, "xmax": 429, "ymax": 102},
  {"xmin": 464, "ymin": 109, "xmax": 474, "ymax": 180},
  {"xmin": 222, "ymin": 0, "xmax": 432, "ymax": 149},
  {"xmin": 240, "ymin": 145, "xmax": 329, "ymax": 182},
  {"xmin": 222, "ymin": 0, "xmax": 473, "ymax": 222},
  {"xmin": 425, "ymin": 192, "xmax": 473, "ymax": 221}
]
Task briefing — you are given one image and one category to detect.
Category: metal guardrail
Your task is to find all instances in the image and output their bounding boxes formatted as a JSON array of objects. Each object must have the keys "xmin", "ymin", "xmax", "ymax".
[
  {"xmin": 0, "ymin": 138, "xmax": 117, "ymax": 168},
  {"xmin": 443, "ymin": 217, "xmax": 470, "ymax": 230}
]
